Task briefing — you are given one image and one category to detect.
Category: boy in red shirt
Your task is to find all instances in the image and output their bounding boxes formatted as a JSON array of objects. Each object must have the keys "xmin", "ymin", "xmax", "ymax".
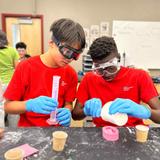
[
  {"xmin": 72, "ymin": 36, "xmax": 160, "ymax": 127},
  {"xmin": 4, "ymin": 18, "xmax": 86, "ymax": 127}
]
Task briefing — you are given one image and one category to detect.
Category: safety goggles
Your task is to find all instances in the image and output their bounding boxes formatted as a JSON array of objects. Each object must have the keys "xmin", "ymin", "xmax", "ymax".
[
  {"xmin": 53, "ymin": 36, "xmax": 83, "ymax": 60},
  {"xmin": 92, "ymin": 57, "xmax": 120, "ymax": 76}
]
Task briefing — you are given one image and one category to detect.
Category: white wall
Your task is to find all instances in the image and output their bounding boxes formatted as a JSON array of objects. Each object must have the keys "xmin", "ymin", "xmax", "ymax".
[{"xmin": 1, "ymin": 0, "xmax": 160, "ymax": 71}]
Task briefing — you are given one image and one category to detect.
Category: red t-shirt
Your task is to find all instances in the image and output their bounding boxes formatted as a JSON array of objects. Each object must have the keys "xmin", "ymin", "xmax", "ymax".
[
  {"xmin": 76, "ymin": 67, "xmax": 158, "ymax": 127},
  {"xmin": 4, "ymin": 56, "xmax": 78, "ymax": 127}
]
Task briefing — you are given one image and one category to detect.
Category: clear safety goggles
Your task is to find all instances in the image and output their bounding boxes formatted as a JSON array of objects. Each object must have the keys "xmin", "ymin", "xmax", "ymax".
[
  {"xmin": 92, "ymin": 57, "xmax": 120, "ymax": 76},
  {"xmin": 53, "ymin": 36, "xmax": 83, "ymax": 60}
]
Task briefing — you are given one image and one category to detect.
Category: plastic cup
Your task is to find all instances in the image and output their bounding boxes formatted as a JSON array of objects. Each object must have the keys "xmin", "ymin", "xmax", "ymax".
[
  {"xmin": 0, "ymin": 128, "xmax": 4, "ymax": 138},
  {"xmin": 101, "ymin": 101, "xmax": 128, "ymax": 126},
  {"xmin": 135, "ymin": 125, "xmax": 149, "ymax": 142},
  {"xmin": 52, "ymin": 131, "xmax": 68, "ymax": 151},
  {"xmin": 4, "ymin": 148, "xmax": 24, "ymax": 160}
]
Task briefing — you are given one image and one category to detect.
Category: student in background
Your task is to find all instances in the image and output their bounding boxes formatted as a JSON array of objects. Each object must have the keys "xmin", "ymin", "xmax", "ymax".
[
  {"xmin": 72, "ymin": 36, "xmax": 160, "ymax": 127},
  {"xmin": 15, "ymin": 42, "xmax": 31, "ymax": 61},
  {"xmin": 0, "ymin": 30, "xmax": 19, "ymax": 85},
  {"xmin": 4, "ymin": 18, "xmax": 86, "ymax": 127},
  {"xmin": 0, "ymin": 30, "xmax": 20, "ymax": 127}
]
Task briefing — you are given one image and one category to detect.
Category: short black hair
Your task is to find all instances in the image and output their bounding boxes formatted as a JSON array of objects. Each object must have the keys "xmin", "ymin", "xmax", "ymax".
[
  {"xmin": 88, "ymin": 36, "xmax": 118, "ymax": 61},
  {"xmin": 16, "ymin": 42, "xmax": 27, "ymax": 49},
  {"xmin": 0, "ymin": 30, "xmax": 8, "ymax": 49},
  {"xmin": 50, "ymin": 18, "xmax": 86, "ymax": 50}
]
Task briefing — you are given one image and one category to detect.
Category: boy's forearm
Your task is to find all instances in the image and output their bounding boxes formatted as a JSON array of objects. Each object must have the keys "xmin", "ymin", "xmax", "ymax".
[
  {"xmin": 150, "ymin": 109, "xmax": 160, "ymax": 124},
  {"xmin": 4, "ymin": 100, "xmax": 26, "ymax": 114}
]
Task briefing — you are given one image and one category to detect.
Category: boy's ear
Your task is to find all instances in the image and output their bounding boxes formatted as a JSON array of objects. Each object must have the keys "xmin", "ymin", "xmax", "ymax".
[{"xmin": 48, "ymin": 40, "xmax": 55, "ymax": 48}]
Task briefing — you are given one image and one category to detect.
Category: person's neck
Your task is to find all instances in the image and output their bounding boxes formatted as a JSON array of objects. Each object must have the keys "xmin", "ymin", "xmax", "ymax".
[{"xmin": 40, "ymin": 52, "xmax": 58, "ymax": 68}]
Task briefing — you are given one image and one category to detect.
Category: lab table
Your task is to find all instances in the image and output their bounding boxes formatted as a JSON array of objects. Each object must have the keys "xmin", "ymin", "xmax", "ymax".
[{"xmin": 0, "ymin": 127, "xmax": 160, "ymax": 160}]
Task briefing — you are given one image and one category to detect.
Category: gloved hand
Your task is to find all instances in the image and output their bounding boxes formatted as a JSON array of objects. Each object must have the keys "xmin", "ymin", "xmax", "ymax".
[
  {"xmin": 109, "ymin": 98, "xmax": 151, "ymax": 119},
  {"xmin": 26, "ymin": 96, "xmax": 58, "ymax": 114},
  {"xmin": 57, "ymin": 108, "xmax": 71, "ymax": 127},
  {"xmin": 83, "ymin": 98, "xmax": 102, "ymax": 117}
]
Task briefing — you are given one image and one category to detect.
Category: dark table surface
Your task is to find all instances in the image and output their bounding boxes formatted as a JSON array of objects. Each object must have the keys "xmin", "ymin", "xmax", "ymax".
[{"xmin": 0, "ymin": 127, "xmax": 160, "ymax": 160}]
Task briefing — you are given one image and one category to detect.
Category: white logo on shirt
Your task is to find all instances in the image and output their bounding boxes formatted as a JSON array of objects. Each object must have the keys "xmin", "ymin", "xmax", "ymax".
[
  {"xmin": 123, "ymin": 86, "xmax": 133, "ymax": 91},
  {"xmin": 61, "ymin": 81, "xmax": 67, "ymax": 86}
]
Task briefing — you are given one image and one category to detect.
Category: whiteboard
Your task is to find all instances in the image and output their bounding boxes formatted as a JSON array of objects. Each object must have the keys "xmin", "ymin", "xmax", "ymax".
[{"xmin": 112, "ymin": 21, "xmax": 160, "ymax": 69}]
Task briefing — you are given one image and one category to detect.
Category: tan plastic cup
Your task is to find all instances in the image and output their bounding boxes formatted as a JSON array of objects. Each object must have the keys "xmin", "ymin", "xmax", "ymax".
[
  {"xmin": 135, "ymin": 125, "xmax": 149, "ymax": 142},
  {"xmin": 52, "ymin": 131, "xmax": 68, "ymax": 151},
  {"xmin": 4, "ymin": 148, "xmax": 24, "ymax": 160},
  {"xmin": 0, "ymin": 128, "xmax": 4, "ymax": 138}
]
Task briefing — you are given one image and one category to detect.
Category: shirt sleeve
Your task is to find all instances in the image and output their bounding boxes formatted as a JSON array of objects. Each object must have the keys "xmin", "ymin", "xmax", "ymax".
[
  {"xmin": 64, "ymin": 69, "xmax": 78, "ymax": 102},
  {"xmin": 11, "ymin": 47, "xmax": 19, "ymax": 60},
  {"xmin": 138, "ymin": 70, "xmax": 158, "ymax": 103},
  {"xmin": 76, "ymin": 74, "xmax": 90, "ymax": 106},
  {"xmin": 4, "ymin": 61, "xmax": 29, "ymax": 100}
]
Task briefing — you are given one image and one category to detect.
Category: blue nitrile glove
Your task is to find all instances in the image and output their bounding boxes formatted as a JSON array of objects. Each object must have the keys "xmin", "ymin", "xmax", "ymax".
[
  {"xmin": 109, "ymin": 98, "xmax": 151, "ymax": 119},
  {"xmin": 83, "ymin": 98, "xmax": 102, "ymax": 117},
  {"xmin": 57, "ymin": 108, "xmax": 71, "ymax": 127},
  {"xmin": 26, "ymin": 96, "xmax": 58, "ymax": 114}
]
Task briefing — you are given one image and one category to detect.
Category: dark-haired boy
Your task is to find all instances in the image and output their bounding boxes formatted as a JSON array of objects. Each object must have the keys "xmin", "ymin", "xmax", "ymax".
[
  {"xmin": 4, "ymin": 18, "xmax": 86, "ymax": 127},
  {"xmin": 72, "ymin": 36, "xmax": 160, "ymax": 127},
  {"xmin": 15, "ymin": 42, "xmax": 31, "ymax": 61}
]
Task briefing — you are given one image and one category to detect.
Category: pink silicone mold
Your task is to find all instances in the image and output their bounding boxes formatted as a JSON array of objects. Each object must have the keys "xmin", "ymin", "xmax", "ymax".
[{"xmin": 102, "ymin": 126, "xmax": 119, "ymax": 141}]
